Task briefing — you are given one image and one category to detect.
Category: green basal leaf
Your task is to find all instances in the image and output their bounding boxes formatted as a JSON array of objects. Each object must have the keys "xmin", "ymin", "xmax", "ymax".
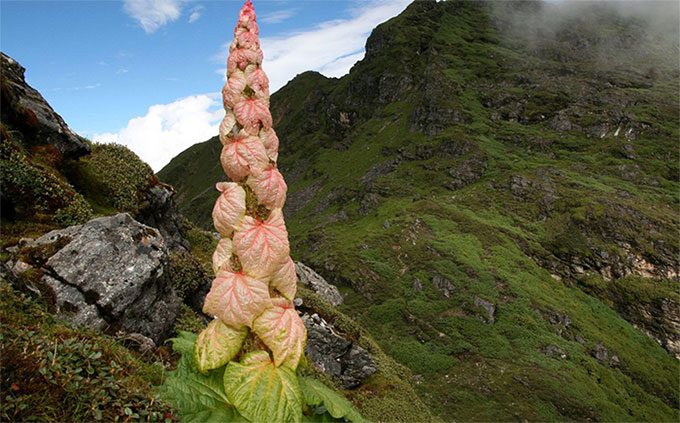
[
  {"xmin": 195, "ymin": 319, "xmax": 247, "ymax": 373},
  {"xmin": 169, "ymin": 330, "xmax": 198, "ymax": 357},
  {"xmin": 224, "ymin": 350, "xmax": 303, "ymax": 423},
  {"xmin": 162, "ymin": 331, "xmax": 246, "ymax": 422},
  {"xmin": 299, "ymin": 377, "xmax": 365, "ymax": 423}
]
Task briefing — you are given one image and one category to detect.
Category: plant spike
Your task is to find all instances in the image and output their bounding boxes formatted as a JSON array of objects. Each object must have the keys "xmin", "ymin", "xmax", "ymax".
[{"xmin": 195, "ymin": 1, "xmax": 306, "ymax": 420}]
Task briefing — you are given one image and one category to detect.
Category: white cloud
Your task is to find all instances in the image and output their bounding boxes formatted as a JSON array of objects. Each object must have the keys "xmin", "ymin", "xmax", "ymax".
[
  {"xmin": 260, "ymin": 9, "xmax": 296, "ymax": 24},
  {"xmin": 215, "ymin": 0, "xmax": 410, "ymax": 92},
  {"xmin": 318, "ymin": 52, "xmax": 365, "ymax": 78},
  {"xmin": 93, "ymin": 94, "xmax": 222, "ymax": 171},
  {"xmin": 123, "ymin": 0, "xmax": 184, "ymax": 33},
  {"xmin": 188, "ymin": 5, "xmax": 204, "ymax": 23}
]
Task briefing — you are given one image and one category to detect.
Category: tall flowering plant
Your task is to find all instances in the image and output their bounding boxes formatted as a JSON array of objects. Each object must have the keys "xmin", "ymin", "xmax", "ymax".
[
  {"xmin": 194, "ymin": 0, "xmax": 306, "ymax": 420},
  {"xmin": 160, "ymin": 2, "xmax": 364, "ymax": 421}
]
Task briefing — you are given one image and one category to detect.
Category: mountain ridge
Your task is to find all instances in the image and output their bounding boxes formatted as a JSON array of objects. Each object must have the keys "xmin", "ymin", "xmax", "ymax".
[{"xmin": 161, "ymin": 0, "xmax": 679, "ymax": 420}]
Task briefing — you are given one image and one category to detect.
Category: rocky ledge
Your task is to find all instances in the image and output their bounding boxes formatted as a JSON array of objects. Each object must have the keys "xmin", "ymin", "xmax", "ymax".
[{"xmin": 303, "ymin": 313, "xmax": 377, "ymax": 388}]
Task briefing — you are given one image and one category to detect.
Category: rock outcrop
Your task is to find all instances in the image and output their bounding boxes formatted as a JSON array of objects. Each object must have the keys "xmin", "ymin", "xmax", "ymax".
[
  {"xmin": 1, "ymin": 53, "xmax": 90, "ymax": 158},
  {"xmin": 17, "ymin": 213, "xmax": 180, "ymax": 343},
  {"xmin": 302, "ymin": 313, "xmax": 377, "ymax": 389},
  {"xmin": 295, "ymin": 262, "xmax": 343, "ymax": 306},
  {"xmin": 136, "ymin": 183, "xmax": 190, "ymax": 251},
  {"xmin": 615, "ymin": 297, "xmax": 680, "ymax": 360}
]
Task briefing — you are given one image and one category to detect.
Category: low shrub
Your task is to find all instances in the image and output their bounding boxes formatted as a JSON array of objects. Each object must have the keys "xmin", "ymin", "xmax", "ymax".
[
  {"xmin": 0, "ymin": 135, "xmax": 92, "ymax": 225},
  {"xmin": 66, "ymin": 143, "xmax": 154, "ymax": 213}
]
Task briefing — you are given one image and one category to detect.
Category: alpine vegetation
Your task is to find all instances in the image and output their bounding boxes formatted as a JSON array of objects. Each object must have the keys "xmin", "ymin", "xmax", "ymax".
[{"xmin": 162, "ymin": 1, "xmax": 363, "ymax": 421}]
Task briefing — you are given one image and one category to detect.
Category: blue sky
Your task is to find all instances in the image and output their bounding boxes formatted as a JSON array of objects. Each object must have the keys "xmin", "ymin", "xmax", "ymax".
[{"xmin": 1, "ymin": 0, "xmax": 410, "ymax": 170}]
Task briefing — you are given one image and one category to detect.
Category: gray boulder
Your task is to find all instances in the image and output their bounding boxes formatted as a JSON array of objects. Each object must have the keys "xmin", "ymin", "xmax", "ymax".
[
  {"xmin": 136, "ymin": 183, "xmax": 190, "ymax": 251},
  {"xmin": 302, "ymin": 313, "xmax": 377, "ymax": 389},
  {"xmin": 295, "ymin": 262, "xmax": 343, "ymax": 306},
  {"xmin": 23, "ymin": 213, "xmax": 180, "ymax": 343}
]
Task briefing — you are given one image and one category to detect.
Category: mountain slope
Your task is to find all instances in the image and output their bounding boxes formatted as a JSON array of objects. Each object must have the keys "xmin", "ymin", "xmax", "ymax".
[{"xmin": 159, "ymin": 1, "xmax": 679, "ymax": 420}]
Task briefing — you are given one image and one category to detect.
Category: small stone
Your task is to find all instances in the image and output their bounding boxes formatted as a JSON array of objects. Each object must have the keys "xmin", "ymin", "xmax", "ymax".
[
  {"xmin": 302, "ymin": 313, "xmax": 377, "ymax": 388},
  {"xmin": 542, "ymin": 344, "xmax": 567, "ymax": 359},
  {"xmin": 591, "ymin": 342, "xmax": 609, "ymax": 363},
  {"xmin": 11, "ymin": 260, "xmax": 31, "ymax": 275},
  {"xmin": 412, "ymin": 278, "xmax": 423, "ymax": 292},
  {"xmin": 432, "ymin": 274, "xmax": 454, "ymax": 298},
  {"xmin": 123, "ymin": 333, "xmax": 156, "ymax": 354},
  {"xmin": 293, "ymin": 297, "xmax": 303, "ymax": 307},
  {"xmin": 474, "ymin": 296, "xmax": 496, "ymax": 324}
]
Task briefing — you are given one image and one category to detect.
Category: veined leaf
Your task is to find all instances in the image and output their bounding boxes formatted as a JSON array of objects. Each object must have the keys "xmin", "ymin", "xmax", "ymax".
[
  {"xmin": 234, "ymin": 98, "xmax": 272, "ymax": 135},
  {"xmin": 203, "ymin": 271, "xmax": 270, "ymax": 328},
  {"xmin": 195, "ymin": 319, "xmax": 247, "ymax": 373},
  {"xmin": 246, "ymin": 165, "xmax": 287, "ymax": 209},
  {"xmin": 219, "ymin": 112, "xmax": 237, "ymax": 144},
  {"xmin": 252, "ymin": 298, "xmax": 306, "ymax": 369},
  {"xmin": 161, "ymin": 332, "xmax": 247, "ymax": 423},
  {"xmin": 212, "ymin": 182, "xmax": 246, "ymax": 236},
  {"xmin": 223, "ymin": 350, "xmax": 303, "ymax": 423},
  {"xmin": 299, "ymin": 377, "xmax": 366, "ymax": 423},
  {"xmin": 259, "ymin": 127, "xmax": 279, "ymax": 162},
  {"xmin": 212, "ymin": 238, "xmax": 234, "ymax": 275},
  {"xmin": 270, "ymin": 256, "xmax": 297, "ymax": 300},
  {"xmin": 222, "ymin": 72, "xmax": 246, "ymax": 109},
  {"xmin": 220, "ymin": 131, "xmax": 268, "ymax": 181},
  {"xmin": 227, "ymin": 48, "xmax": 261, "ymax": 73},
  {"xmin": 168, "ymin": 331, "xmax": 198, "ymax": 358},
  {"xmin": 245, "ymin": 67, "xmax": 269, "ymax": 98},
  {"xmin": 233, "ymin": 208, "xmax": 290, "ymax": 279}
]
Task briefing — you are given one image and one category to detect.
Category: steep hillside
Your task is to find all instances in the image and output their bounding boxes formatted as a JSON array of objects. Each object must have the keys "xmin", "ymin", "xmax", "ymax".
[{"xmin": 160, "ymin": 0, "xmax": 679, "ymax": 421}]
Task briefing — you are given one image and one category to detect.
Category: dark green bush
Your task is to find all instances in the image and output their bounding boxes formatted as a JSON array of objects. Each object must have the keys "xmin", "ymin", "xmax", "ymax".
[
  {"xmin": 66, "ymin": 143, "xmax": 154, "ymax": 213},
  {"xmin": 167, "ymin": 251, "xmax": 206, "ymax": 300},
  {"xmin": 0, "ymin": 135, "xmax": 92, "ymax": 225}
]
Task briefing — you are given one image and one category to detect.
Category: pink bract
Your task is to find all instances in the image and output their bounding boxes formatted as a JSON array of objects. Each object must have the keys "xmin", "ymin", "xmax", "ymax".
[
  {"xmin": 220, "ymin": 131, "xmax": 268, "ymax": 181},
  {"xmin": 212, "ymin": 182, "xmax": 246, "ymax": 236},
  {"xmin": 247, "ymin": 165, "xmax": 287, "ymax": 209},
  {"xmin": 203, "ymin": 270, "xmax": 270, "ymax": 328},
  {"xmin": 233, "ymin": 209, "xmax": 290, "ymax": 279}
]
